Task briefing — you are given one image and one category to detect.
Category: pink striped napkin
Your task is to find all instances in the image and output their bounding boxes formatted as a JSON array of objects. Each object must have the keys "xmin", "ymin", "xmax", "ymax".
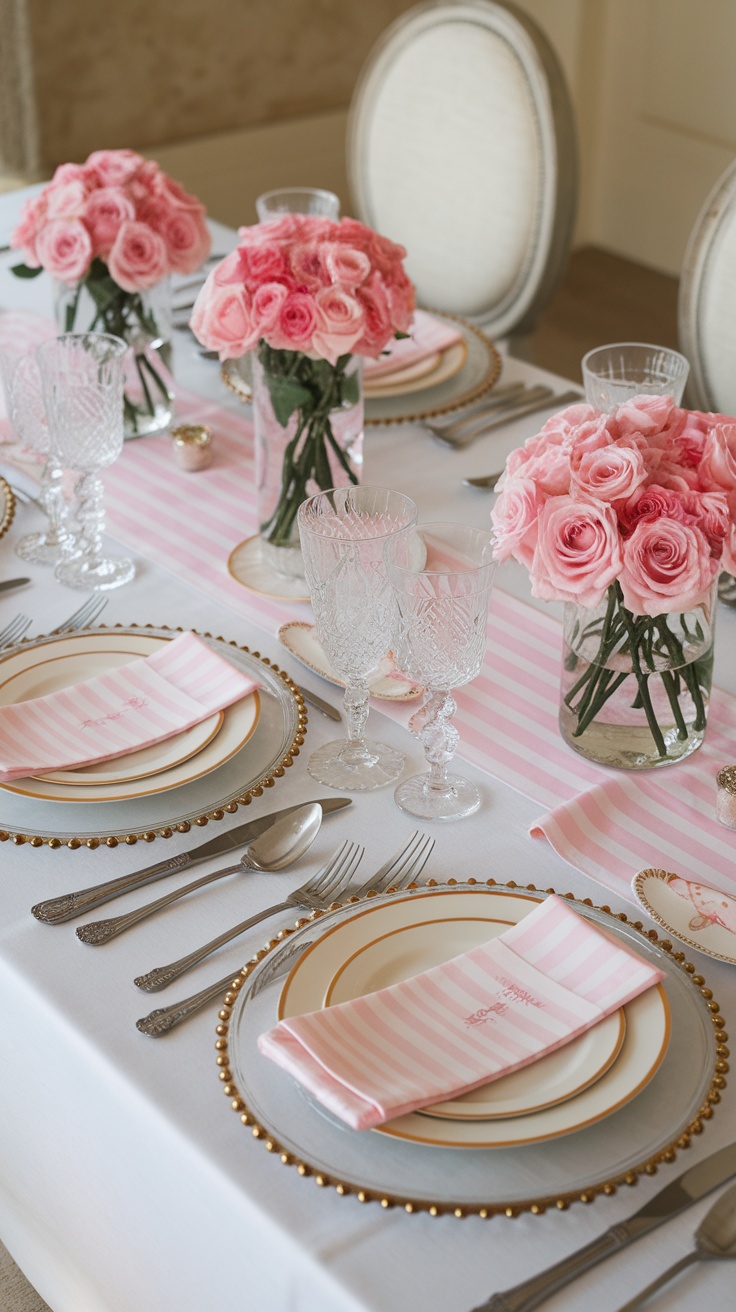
[
  {"xmin": 363, "ymin": 309, "xmax": 463, "ymax": 381},
  {"xmin": 0, "ymin": 632, "xmax": 258, "ymax": 782},
  {"xmin": 258, "ymin": 895, "xmax": 663, "ymax": 1130}
]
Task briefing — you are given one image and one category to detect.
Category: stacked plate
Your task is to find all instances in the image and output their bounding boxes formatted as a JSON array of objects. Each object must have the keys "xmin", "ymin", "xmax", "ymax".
[
  {"xmin": 0, "ymin": 627, "xmax": 303, "ymax": 846},
  {"xmin": 222, "ymin": 885, "xmax": 722, "ymax": 1215}
]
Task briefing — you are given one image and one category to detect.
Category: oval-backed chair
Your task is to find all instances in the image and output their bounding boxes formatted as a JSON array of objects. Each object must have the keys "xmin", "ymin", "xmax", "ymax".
[
  {"xmin": 347, "ymin": 0, "xmax": 578, "ymax": 344},
  {"xmin": 679, "ymin": 156, "xmax": 736, "ymax": 416}
]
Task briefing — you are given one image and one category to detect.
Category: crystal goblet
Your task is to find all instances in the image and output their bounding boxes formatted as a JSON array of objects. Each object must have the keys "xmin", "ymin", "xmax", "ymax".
[
  {"xmin": 385, "ymin": 523, "xmax": 496, "ymax": 820},
  {"xmin": 298, "ymin": 486, "xmax": 417, "ymax": 790},
  {"xmin": 581, "ymin": 342, "xmax": 689, "ymax": 410},
  {"xmin": 0, "ymin": 344, "xmax": 68, "ymax": 566},
  {"xmin": 37, "ymin": 333, "xmax": 135, "ymax": 591}
]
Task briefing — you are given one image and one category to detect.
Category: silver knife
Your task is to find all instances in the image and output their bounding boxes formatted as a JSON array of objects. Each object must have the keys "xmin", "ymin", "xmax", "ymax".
[
  {"xmin": 473, "ymin": 1140, "xmax": 736, "ymax": 1312},
  {"xmin": 0, "ymin": 577, "xmax": 31, "ymax": 593},
  {"xmin": 298, "ymin": 685, "xmax": 342, "ymax": 722},
  {"xmin": 30, "ymin": 797, "xmax": 352, "ymax": 924}
]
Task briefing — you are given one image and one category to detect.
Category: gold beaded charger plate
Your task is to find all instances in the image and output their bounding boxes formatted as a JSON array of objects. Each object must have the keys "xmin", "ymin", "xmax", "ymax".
[
  {"xmin": 0, "ymin": 476, "xmax": 15, "ymax": 541},
  {"xmin": 0, "ymin": 626, "xmax": 306, "ymax": 848},
  {"xmin": 278, "ymin": 890, "xmax": 661, "ymax": 1145},
  {"xmin": 217, "ymin": 883, "xmax": 727, "ymax": 1218},
  {"xmin": 0, "ymin": 633, "xmax": 259, "ymax": 801},
  {"xmin": 221, "ymin": 314, "xmax": 502, "ymax": 427}
]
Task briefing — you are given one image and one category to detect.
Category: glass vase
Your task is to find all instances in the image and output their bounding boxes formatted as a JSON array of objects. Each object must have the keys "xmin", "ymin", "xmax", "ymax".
[
  {"xmin": 252, "ymin": 343, "xmax": 363, "ymax": 581},
  {"xmin": 559, "ymin": 581, "xmax": 717, "ymax": 769},
  {"xmin": 55, "ymin": 273, "xmax": 174, "ymax": 439}
]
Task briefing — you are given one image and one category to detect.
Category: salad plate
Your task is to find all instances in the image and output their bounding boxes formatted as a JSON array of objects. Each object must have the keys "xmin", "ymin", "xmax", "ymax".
[{"xmin": 277, "ymin": 622, "xmax": 422, "ymax": 701}]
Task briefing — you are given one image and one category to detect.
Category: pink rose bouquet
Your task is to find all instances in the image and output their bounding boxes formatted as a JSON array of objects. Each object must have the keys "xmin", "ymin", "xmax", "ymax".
[
  {"xmin": 190, "ymin": 214, "xmax": 415, "ymax": 552},
  {"xmin": 493, "ymin": 396, "xmax": 736, "ymax": 762},
  {"xmin": 10, "ymin": 150, "xmax": 211, "ymax": 435}
]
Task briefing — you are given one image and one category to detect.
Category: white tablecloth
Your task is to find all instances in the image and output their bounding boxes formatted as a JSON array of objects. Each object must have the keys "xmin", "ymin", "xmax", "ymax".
[{"xmin": 0, "ymin": 200, "xmax": 734, "ymax": 1312}]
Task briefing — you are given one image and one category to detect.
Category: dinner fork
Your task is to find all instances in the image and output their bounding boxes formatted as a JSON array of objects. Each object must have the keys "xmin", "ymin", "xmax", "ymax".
[
  {"xmin": 135, "ymin": 830, "xmax": 434, "ymax": 1034},
  {"xmin": 0, "ymin": 613, "xmax": 31, "ymax": 648},
  {"xmin": 53, "ymin": 595, "xmax": 108, "ymax": 632},
  {"xmin": 426, "ymin": 388, "xmax": 583, "ymax": 448}
]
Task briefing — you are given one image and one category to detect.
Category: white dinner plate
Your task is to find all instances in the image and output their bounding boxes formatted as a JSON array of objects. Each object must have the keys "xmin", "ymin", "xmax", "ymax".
[
  {"xmin": 276, "ymin": 622, "xmax": 422, "ymax": 701},
  {"xmin": 325, "ymin": 918, "xmax": 626, "ymax": 1120},
  {"xmin": 632, "ymin": 867, "xmax": 736, "ymax": 965},
  {"xmin": 363, "ymin": 341, "xmax": 468, "ymax": 398},
  {"xmin": 278, "ymin": 888, "xmax": 670, "ymax": 1148},
  {"xmin": 0, "ymin": 632, "xmax": 260, "ymax": 803}
]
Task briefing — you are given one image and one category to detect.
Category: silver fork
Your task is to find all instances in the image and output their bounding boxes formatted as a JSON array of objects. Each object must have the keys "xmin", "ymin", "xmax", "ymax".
[
  {"xmin": 425, "ymin": 388, "xmax": 583, "ymax": 448},
  {"xmin": 0, "ymin": 613, "xmax": 32, "ymax": 648},
  {"xmin": 135, "ymin": 830, "xmax": 434, "ymax": 1034},
  {"xmin": 53, "ymin": 595, "xmax": 108, "ymax": 632},
  {"xmin": 134, "ymin": 840, "xmax": 365, "ymax": 994}
]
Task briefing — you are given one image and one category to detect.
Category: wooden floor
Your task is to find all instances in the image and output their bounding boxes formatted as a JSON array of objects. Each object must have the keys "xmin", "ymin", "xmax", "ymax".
[{"xmin": 528, "ymin": 246, "xmax": 680, "ymax": 384}]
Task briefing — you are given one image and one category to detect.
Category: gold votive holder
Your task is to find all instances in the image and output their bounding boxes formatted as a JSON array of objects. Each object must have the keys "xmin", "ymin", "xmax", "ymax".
[
  {"xmin": 716, "ymin": 765, "xmax": 736, "ymax": 830},
  {"xmin": 171, "ymin": 424, "xmax": 213, "ymax": 471}
]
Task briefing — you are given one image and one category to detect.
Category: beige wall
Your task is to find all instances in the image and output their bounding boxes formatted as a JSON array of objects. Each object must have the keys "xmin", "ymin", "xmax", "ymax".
[{"xmin": 26, "ymin": 0, "xmax": 419, "ymax": 164}]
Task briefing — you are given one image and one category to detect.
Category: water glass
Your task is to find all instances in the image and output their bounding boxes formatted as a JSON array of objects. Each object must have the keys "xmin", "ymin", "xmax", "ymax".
[
  {"xmin": 386, "ymin": 523, "xmax": 496, "ymax": 820},
  {"xmin": 298, "ymin": 486, "xmax": 417, "ymax": 791},
  {"xmin": 37, "ymin": 333, "xmax": 135, "ymax": 591},
  {"xmin": 582, "ymin": 342, "xmax": 690, "ymax": 410},
  {"xmin": 255, "ymin": 187, "xmax": 340, "ymax": 223},
  {"xmin": 0, "ymin": 343, "xmax": 68, "ymax": 566}
]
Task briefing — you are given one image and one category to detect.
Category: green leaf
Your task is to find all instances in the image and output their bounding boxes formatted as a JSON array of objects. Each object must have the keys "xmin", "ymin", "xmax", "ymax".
[
  {"xmin": 267, "ymin": 376, "xmax": 315, "ymax": 427},
  {"xmin": 10, "ymin": 262, "xmax": 43, "ymax": 279}
]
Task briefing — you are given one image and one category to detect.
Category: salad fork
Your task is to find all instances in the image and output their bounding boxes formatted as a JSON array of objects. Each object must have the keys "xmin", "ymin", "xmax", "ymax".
[
  {"xmin": 0, "ymin": 613, "xmax": 31, "ymax": 648},
  {"xmin": 52, "ymin": 595, "xmax": 108, "ymax": 633},
  {"xmin": 135, "ymin": 829, "xmax": 434, "ymax": 1034}
]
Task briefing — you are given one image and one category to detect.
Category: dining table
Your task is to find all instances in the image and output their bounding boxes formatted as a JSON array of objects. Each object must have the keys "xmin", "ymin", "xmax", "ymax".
[{"xmin": 0, "ymin": 186, "xmax": 734, "ymax": 1312}]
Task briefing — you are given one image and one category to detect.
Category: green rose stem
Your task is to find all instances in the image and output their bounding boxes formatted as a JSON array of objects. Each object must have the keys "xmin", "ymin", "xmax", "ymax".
[{"xmin": 258, "ymin": 344, "xmax": 360, "ymax": 549}]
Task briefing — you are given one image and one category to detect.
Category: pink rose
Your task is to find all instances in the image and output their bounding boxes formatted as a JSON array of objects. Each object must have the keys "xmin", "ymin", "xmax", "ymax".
[
  {"xmin": 311, "ymin": 287, "xmax": 364, "ymax": 364},
  {"xmin": 34, "ymin": 218, "xmax": 92, "ymax": 283},
  {"xmin": 320, "ymin": 242, "xmax": 371, "ymax": 287},
  {"xmin": 684, "ymin": 489, "xmax": 732, "ymax": 558},
  {"xmin": 530, "ymin": 496, "xmax": 623, "ymax": 607},
  {"xmin": 353, "ymin": 274, "xmax": 393, "ymax": 356},
  {"xmin": 620, "ymin": 519, "xmax": 718, "ymax": 615},
  {"xmin": 612, "ymin": 394, "xmax": 678, "ymax": 439},
  {"xmin": 107, "ymin": 221, "xmax": 168, "ymax": 291},
  {"xmin": 699, "ymin": 422, "xmax": 736, "ymax": 496},
  {"xmin": 10, "ymin": 193, "xmax": 47, "ymax": 265},
  {"xmin": 189, "ymin": 279, "xmax": 258, "ymax": 358},
  {"xmin": 618, "ymin": 484, "xmax": 698, "ymax": 536},
  {"xmin": 538, "ymin": 402, "xmax": 600, "ymax": 435},
  {"xmin": 271, "ymin": 292, "xmax": 318, "ymax": 351},
  {"xmin": 570, "ymin": 443, "xmax": 647, "ymax": 502},
  {"xmin": 51, "ymin": 162, "xmax": 88, "ymax": 187},
  {"xmin": 84, "ymin": 187, "xmax": 136, "ymax": 258},
  {"xmin": 45, "ymin": 179, "xmax": 89, "ymax": 221},
  {"xmin": 238, "ymin": 242, "xmax": 292, "ymax": 287},
  {"xmin": 491, "ymin": 477, "xmax": 544, "ymax": 567},
  {"xmin": 290, "ymin": 241, "xmax": 328, "ymax": 292},
  {"xmin": 521, "ymin": 448, "xmax": 573, "ymax": 498},
  {"xmin": 160, "ymin": 208, "xmax": 211, "ymax": 274},
  {"xmin": 251, "ymin": 281, "xmax": 290, "ymax": 335},
  {"xmin": 84, "ymin": 149, "xmax": 146, "ymax": 188},
  {"xmin": 213, "ymin": 250, "xmax": 247, "ymax": 286}
]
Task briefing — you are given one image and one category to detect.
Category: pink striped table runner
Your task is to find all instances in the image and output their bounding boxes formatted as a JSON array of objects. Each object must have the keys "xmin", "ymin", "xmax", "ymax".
[
  {"xmin": 259, "ymin": 895, "xmax": 664, "ymax": 1130},
  {"xmin": 98, "ymin": 386, "xmax": 736, "ymax": 903},
  {"xmin": 0, "ymin": 632, "xmax": 257, "ymax": 781}
]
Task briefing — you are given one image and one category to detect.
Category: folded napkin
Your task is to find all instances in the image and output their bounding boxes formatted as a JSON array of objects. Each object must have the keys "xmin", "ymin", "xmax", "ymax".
[
  {"xmin": 258, "ymin": 895, "xmax": 664, "ymax": 1130},
  {"xmin": 0, "ymin": 631, "xmax": 258, "ymax": 782},
  {"xmin": 363, "ymin": 309, "xmax": 463, "ymax": 381}
]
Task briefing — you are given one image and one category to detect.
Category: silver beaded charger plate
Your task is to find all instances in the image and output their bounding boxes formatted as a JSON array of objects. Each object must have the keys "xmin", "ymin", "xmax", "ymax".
[
  {"xmin": 0, "ymin": 626, "xmax": 305, "ymax": 848},
  {"xmin": 217, "ymin": 883, "xmax": 726, "ymax": 1218}
]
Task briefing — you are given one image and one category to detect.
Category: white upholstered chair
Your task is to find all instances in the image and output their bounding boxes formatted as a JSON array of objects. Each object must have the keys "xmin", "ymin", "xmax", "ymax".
[
  {"xmin": 347, "ymin": 0, "xmax": 578, "ymax": 342},
  {"xmin": 679, "ymin": 157, "xmax": 736, "ymax": 416}
]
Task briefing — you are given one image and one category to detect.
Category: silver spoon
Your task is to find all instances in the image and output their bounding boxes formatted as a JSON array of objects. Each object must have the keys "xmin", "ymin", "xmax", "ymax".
[
  {"xmin": 615, "ymin": 1180, "xmax": 736, "ymax": 1311},
  {"xmin": 75, "ymin": 802, "xmax": 323, "ymax": 945},
  {"xmin": 462, "ymin": 469, "xmax": 505, "ymax": 491}
]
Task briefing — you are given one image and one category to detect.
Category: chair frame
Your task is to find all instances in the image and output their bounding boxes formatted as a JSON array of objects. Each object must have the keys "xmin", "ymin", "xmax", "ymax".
[
  {"xmin": 347, "ymin": 0, "xmax": 578, "ymax": 339},
  {"xmin": 678, "ymin": 155, "xmax": 736, "ymax": 412}
]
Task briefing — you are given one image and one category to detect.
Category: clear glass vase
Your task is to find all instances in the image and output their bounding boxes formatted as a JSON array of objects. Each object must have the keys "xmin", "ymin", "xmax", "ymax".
[
  {"xmin": 252, "ymin": 344, "xmax": 363, "ymax": 581},
  {"xmin": 55, "ymin": 272, "xmax": 174, "ymax": 439},
  {"xmin": 559, "ymin": 581, "xmax": 717, "ymax": 769}
]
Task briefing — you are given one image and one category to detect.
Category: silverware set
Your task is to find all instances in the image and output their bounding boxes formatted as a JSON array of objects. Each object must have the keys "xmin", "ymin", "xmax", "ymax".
[{"xmin": 424, "ymin": 385, "xmax": 583, "ymax": 448}]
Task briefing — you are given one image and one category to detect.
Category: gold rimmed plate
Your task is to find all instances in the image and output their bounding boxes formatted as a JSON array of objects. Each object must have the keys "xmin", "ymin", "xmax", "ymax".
[
  {"xmin": 220, "ymin": 883, "xmax": 726, "ymax": 1218},
  {"xmin": 0, "ymin": 633, "xmax": 259, "ymax": 803},
  {"xmin": 632, "ymin": 867, "xmax": 736, "ymax": 966},
  {"xmin": 363, "ymin": 339, "xmax": 468, "ymax": 398},
  {"xmin": 0, "ymin": 476, "xmax": 15, "ymax": 541},
  {"xmin": 278, "ymin": 890, "xmax": 667, "ymax": 1147},
  {"xmin": 276, "ymin": 622, "xmax": 422, "ymax": 701},
  {"xmin": 0, "ymin": 625, "xmax": 305, "ymax": 847}
]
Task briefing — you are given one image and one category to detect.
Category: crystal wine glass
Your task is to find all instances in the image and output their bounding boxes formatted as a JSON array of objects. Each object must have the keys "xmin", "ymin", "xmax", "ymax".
[
  {"xmin": 298, "ymin": 486, "xmax": 417, "ymax": 790},
  {"xmin": 36, "ymin": 333, "xmax": 135, "ymax": 591},
  {"xmin": 385, "ymin": 523, "xmax": 496, "ymax": 820},
  {"xmin": 0, "ymin": 344, "xmax": 68, "ymax": 565}
]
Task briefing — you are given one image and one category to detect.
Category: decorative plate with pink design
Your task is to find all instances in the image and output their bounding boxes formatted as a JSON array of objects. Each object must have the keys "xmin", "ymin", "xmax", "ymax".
[{"xmin": 632, "ymin": 867, "xmax": 736, "ymax": 965}]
